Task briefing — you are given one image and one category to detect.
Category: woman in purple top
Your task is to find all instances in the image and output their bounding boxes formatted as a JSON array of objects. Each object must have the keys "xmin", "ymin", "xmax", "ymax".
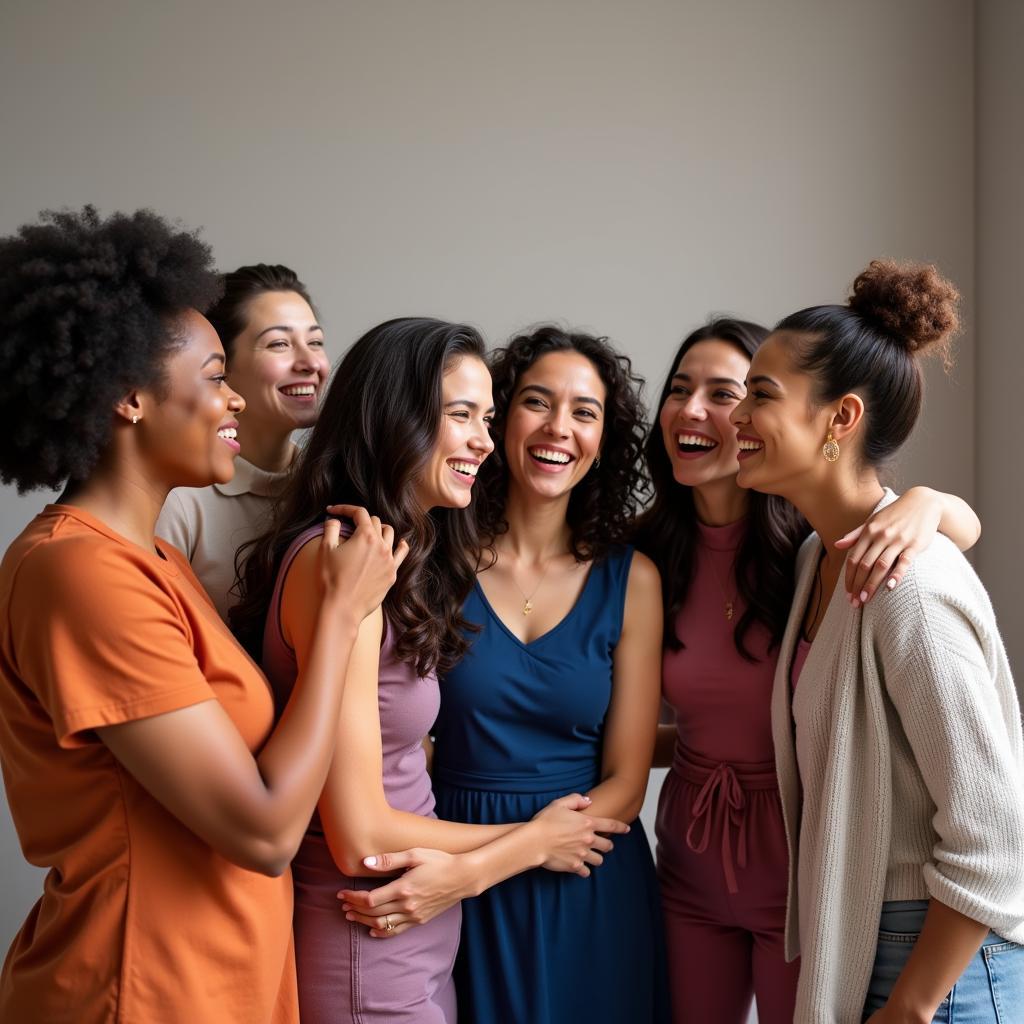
[
  {"xmin": 232, "ymin": 318, "xmax": 627, "ymax": 1024},
  {"xmin": 633, "ymin": 318, "xmax": 981, "ymax": 1024}
]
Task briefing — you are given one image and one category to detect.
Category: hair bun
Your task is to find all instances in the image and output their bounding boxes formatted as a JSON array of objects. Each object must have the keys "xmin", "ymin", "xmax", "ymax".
[{"xmin": 848, "ymin": 259, "xmax": 960, "ymax": 357}]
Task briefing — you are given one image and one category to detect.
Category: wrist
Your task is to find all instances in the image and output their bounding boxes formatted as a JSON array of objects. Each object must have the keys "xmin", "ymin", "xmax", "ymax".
[
  {"xmin": 316, "ymin": 596, "xmax": 360, "ymax": 638},
  {"xmin": 886, "ymin": 985, "xmax": 938, "ymax": 1024},
  {"xmin": 457, "ymin": 849, "xmax": 490, "ymax": 899},
  {"xmin": 521, "ymin": 818, "xmax": 550, "ymax": 870}
]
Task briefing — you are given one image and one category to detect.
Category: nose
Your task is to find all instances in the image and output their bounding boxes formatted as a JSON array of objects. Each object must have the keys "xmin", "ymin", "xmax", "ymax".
[
  {"xmin": 293, "ymin": 340, "xmax": 326, "ymax": 374},
  {"xmin": 472, "ymin": 423, "xmax": 495, "ymax": 455},
  {"xmin": 227, "ymin": 384, "xmax": 246, "ymax": 415},
  {"xmin": 543, "ymin": 404, "xmax": 571, "ymax": 438},
  {"xmin": 680, "ymin": 393, "xmax": 707, "ymax": 421},
  {"xmin": 730, "ymin": 396, "xmax": 750, "ymax": 427}
]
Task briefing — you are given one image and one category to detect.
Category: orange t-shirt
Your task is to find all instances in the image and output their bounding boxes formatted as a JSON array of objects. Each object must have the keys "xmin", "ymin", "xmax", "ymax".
[{"xmin": 0, "ymin": 506, "xmax": 298, "ymax": 1023}]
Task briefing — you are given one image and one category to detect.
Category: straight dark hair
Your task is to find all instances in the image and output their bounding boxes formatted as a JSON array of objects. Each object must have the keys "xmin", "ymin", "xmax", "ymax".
[
  {"xmin": 231, "ymin": 317, "xmax": 486, "ymax": 676},
  {"xmin": 633, "ymin": 318, "xmax": 808, "ymax": 660}
]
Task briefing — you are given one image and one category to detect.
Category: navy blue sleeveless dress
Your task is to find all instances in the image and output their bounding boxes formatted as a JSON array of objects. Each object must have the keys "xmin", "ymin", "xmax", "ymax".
[{"xmin": 433, "ymin": 546, "xmax": 669, "ymax": 1024}]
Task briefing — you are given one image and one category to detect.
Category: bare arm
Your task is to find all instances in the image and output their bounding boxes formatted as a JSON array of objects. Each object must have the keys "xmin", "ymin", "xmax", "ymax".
[
  {"xmin": 98, "ymin": 510, "xmax": 406, "ymax": 877},
  {"xmin": 865, "ymin": 898, "xmax": 989, "ymax": 1023},
  {"xmin": 838, "ymin": 487, "xmax": 981, "ymax": 607},
  {"xmin": 584, "ymin": 552, "xmax": 664, "ymax": 822}
]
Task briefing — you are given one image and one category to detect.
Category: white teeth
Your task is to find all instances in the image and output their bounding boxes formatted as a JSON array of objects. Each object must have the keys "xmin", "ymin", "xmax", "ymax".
[
  {"xmin": 217, "ymin": 427, "xmax": 237, "ymax": 440},
  {"xmin": 738, "ymin": 439, "xmax": 763, "ymax": 450},
  {"xmin": 529, "ymin": 448, "xmax": 572, "ymax": 464},
  {"xmin": 282, "ymin": 384, "xmax": 316, "ymax": 396},
  {"xmin": 677, "ymin": 434, "xmax": 715, "ymax": 448},
  {"xmin": 448, "ymin": 460, "xmax": 479, "ymax": 477}
]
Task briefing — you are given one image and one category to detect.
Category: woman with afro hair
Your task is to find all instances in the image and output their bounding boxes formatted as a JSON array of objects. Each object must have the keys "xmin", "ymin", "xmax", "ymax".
[
  {"xmin": 0, "ymin": 206, "xmax": 405, "ymax": 1023},
  {"xmin": 341, "ymin": 326, "xmax": 671, "ymax": 1023}
]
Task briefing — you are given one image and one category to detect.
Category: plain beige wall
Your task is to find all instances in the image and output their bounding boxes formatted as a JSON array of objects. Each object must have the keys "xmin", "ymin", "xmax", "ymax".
[
  {"xmin": 976, "ymin": 0, "xmax": 1024, "ymax": 676},
  {"xmin": 1, "ymin": 3, "xmax": 1002, "ymax": 1009}
]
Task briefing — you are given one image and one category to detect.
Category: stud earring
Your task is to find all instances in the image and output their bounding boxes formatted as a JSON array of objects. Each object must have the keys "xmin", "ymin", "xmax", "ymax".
[
  {"xmin": 131, "ymin": 415, "xmax": 140, "ymax": 424},
  {"xmin": 822, "ymin": 430, "xmax": 839, "ymax": 463},
  {"xmin": 592, "ymin": 455, "xmax": 601, "ymax": 470}
]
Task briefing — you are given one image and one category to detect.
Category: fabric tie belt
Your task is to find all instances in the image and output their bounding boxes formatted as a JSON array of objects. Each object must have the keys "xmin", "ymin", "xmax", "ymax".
[{"xmin": 673, "ymin": 744, "xmax": 777, "ymax": 895}]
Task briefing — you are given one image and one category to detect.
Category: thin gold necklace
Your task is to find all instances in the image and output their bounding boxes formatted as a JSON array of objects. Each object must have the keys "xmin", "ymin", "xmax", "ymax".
[
  {"xmin": 511, "ymin": 562, "xmax": 553, "ymax": 616},
  {"xmin": 706, "ymin": 550, "xmax": 737, "ymax": 621}
]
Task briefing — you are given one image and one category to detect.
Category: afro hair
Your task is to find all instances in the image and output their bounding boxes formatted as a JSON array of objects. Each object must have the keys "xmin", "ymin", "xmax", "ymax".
[{"xmin": 0, "ymin": 206, "xmax": 222, "ymax": 492}]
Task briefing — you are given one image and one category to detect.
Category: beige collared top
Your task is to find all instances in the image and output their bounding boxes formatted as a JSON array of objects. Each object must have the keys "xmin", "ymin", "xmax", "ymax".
[{"xmin": 156, "ymin": 454, "xmax": 292, "ymax": 621}]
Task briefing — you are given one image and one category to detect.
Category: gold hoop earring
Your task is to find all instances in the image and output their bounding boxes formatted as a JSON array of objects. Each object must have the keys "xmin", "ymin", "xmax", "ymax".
[{"xmin": 822, "ymin": 430, "xmax": 839, "ymax": 463}]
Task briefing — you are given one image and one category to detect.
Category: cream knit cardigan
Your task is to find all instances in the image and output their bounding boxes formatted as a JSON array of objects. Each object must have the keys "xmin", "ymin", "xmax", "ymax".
[{"xmin": 772, "ymin": 491, "xmax": 1024, "ymax": 1023}]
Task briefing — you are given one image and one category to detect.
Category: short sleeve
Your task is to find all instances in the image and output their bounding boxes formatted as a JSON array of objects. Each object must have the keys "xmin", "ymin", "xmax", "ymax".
[
  {"xmin": 10, "ymin": 538, "xmax": 215, "ymax": 747},
  {"xmin": 155, "ymin": 489, "xmax": 196, "ymax": 560}
]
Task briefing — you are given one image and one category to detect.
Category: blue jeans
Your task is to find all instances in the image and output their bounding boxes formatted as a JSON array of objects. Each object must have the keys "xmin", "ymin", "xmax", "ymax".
[{"xmin": 863, "ymin": 900, "xmax": 1024, "ymax": 1022}]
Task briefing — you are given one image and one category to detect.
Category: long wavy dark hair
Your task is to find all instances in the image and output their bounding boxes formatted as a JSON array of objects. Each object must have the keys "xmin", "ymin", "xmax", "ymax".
[
  {"xmin": 633, "ymin": 318, "xmax": 808, "ymax": 660},
  {"xmin": 474, "ymin": 325, "xmax": 650, "ymax": 564},
  {"xmin": 231, "ymin": 317, "xmax": 487, "ymax": 676}
]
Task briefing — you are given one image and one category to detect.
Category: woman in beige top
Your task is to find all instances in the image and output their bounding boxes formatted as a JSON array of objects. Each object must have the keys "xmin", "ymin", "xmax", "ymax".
[
  {"xmin": 158, "ymin": 264, "xmax": 329, "ymax": 617},
  {"xmin": 730, "ymin": 260, "xmax": 1024, "ymax": 1023}
]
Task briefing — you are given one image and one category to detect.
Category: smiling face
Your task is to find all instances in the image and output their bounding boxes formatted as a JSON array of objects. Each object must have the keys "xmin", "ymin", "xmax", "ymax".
[
  {"xmin": 138, "ymin": 309, "xmax": 246, "ymax": 487},
  {"xmin": 730, "ymin": 332, "xmax": 833, "ymax": 500},
  {"xmin": 225, "ymin": 290, "xmax": 329, "ymax": 437},
  {"xmin": 502, "ymin": 350, "xmax": 606, "ymax": 502},
  {"xmin": 414, "ymin": 355, "xmax": 495, "ymax": 510},
  {"xmin": 658, "ymin": 339, "xmax": 751, "ymax": 490}
]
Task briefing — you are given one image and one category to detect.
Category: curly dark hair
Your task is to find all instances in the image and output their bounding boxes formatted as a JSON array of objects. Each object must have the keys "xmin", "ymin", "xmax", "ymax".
[
  {"xmin": 231, "ymin": 317, "xmax": 487, "ymax": 677},
  {"xmin": 633, "ymin": 318, "xmax": 808, "ymax": 660},
  {"xmin": 474, "ymin": 325, "xmax": 650, "ymax": 564},
  {"xmin": 0, "ymin": 205, "xmax": 221, "ymax": 493},
  {"xmin": 206, "ymin": 263, "xmax": 319, "ymax": 362}
]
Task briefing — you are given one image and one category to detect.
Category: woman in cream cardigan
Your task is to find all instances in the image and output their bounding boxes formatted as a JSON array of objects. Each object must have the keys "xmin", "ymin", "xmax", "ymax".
[{"xmin": 730, "ymin": 259, "xmax": 1024, "ymax": 1023}]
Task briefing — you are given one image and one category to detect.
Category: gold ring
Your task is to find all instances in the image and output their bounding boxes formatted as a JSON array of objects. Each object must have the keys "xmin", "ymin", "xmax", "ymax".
[{"xmin": 385, "ymin": 914, "xmax": 395, "ymax": 932}]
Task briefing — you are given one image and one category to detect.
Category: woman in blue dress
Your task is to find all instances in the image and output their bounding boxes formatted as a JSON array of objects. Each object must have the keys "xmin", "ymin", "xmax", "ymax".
[{"xmin": 344, "ymin": 326, "xmax": 669, "ymax": 1023}]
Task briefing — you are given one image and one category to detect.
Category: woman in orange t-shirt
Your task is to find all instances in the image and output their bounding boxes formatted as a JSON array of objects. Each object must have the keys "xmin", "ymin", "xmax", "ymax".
[{"xmin": 0, "ymin": 206, "xmax": 407, "ymax": 1023}]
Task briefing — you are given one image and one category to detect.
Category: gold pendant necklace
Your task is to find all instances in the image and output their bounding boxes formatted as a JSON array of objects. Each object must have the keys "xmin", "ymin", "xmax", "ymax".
[
  {"xmin": 706, "ymin": 550, "xmax": 737, "ymax": 622},
  {"xmin": 512, "ymin": 562, "xmax": 553, "ymax": 616}
]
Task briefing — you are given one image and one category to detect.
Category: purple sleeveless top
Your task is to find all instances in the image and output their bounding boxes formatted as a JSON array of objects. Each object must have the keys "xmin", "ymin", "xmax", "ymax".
[{"xmin": 261, "ymin": 522, "xmax": 438, "ymax": 822}]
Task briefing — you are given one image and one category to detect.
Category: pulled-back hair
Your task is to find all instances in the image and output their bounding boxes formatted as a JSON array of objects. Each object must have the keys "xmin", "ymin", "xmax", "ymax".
[
  {"xmin": 633, "ymin": 318, "xmax": 808, "ymax": 659},
  {"xmin": 474, "ymin": 325, "xmax": 650, "ymax": 564},
  {"xmin": 0, "ymin": 205, "xmax": 220, "ymax": 492},
  {"xmin": 231, "ymin": 317, "xmax": 486, "ymax": 676},
  {"xmin": 776, "ymin": 259, "xmax": 960, "ymax": 467},
  {"xmin": 205, "ymin": 263, "xmax": 319, "ymax": 362}
]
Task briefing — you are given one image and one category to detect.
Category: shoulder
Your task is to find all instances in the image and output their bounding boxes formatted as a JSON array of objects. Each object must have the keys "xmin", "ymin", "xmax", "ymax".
[
  {"xmin": 626, "ymin": 548, "xmax": 661, "ymax": 592},
  {"xmin": 862, "ymin": 534, "xmax": 997, "ymax": 650}
]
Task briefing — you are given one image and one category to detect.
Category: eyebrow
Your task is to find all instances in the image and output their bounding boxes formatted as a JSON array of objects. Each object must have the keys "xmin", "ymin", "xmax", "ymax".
[
  {"xmin": 254, "ymin": 324, "xmax": 324, "ymax": 339},
  {"xmin": 519, "ymin": 383, "xmax": 604, "ymax": 411},
  {"xmin": 201, "ymin": 353, "xmax": 226, "ymax": 368},
  {"xmin": 672, "ymin": 372, "xmax": 745, "ymax": 389},
  {"xmin": 446, "ymin": 399, "xmax": 496, "ymax": 414},
  {"xmin": 748, "ymin": 374, "xmax": 781, "ymax": 388}
]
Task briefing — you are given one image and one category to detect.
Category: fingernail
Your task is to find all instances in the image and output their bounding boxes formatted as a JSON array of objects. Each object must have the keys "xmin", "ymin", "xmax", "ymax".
[
  {"xmin": 625, "ymin": 825, "xmax": 630, "ymax": 832},
  {"xmin": 851, "ymin": 597, "xmax": 860, "ymax": 609},
  {"xmin": 582, "ymin": 796, "xmax": 592, "ymax": 803},
  {"xmin": 859, "ymin": 590, "xmax": 868, "ymax": 603},
  {"xmin": 345, "ymin": 913, "xmax": 354, "ymax": 921},
  {"xmin": 364, "ymin": 856, "xmax": 377, "ymax": 867},
  {"xmin": 341, "ymin": 904, "xmax": 351, "ymax": 912},
  {"xmin": 886, "ymin": 578, "xmax": 897, "ymax": 590}
]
